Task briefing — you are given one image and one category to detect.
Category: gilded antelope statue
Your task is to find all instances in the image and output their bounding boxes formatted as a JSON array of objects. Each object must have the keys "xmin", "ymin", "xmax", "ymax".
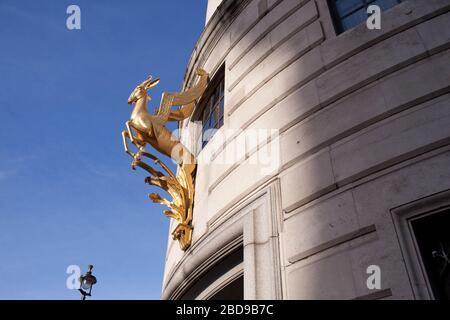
[{"xmin": 122, "ymin": 68, "xmax": 208, "ymax": 251}]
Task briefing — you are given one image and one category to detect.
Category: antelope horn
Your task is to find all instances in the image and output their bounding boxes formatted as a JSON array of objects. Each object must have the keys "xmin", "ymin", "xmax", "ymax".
[{"xmin": 145, "ymin": 77, "xmax": 160, "ymax": 89}]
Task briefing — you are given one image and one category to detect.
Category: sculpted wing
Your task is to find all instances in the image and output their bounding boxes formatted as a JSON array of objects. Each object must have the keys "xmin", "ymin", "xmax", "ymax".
[{"xmin": 155, "ymin": 69, "xmax": 209, "ymax": 123}]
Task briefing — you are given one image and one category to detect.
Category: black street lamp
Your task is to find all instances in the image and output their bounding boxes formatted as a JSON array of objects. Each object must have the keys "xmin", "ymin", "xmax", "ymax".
[{"xmin": 78, "ymin": 265, "xmax": 97, "ymax": 300}]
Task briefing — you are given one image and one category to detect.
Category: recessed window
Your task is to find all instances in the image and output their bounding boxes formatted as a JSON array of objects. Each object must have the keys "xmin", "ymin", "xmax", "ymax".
[
  {"xmin": 328, "ymin": 0, "xmax": 403, "ymax": 33},
  {"xmin": 195, "ymin": 65, "xmax": 225, "ymax": 149},
  {"xmin": 209, "ymin": 275, "xmax": 243, "ymax": 300},
  {"xmin": 179, "ymin": 246, "xmax": 243, "ymax": 300},
  {"xmin": 411, "ymin": 210, "xmax": 450, "ymax": 300}
]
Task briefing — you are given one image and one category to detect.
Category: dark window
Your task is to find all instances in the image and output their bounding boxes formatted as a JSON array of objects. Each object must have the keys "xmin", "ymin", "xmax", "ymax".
[
  {"xmin": 196, "ymin": 65, "xmax": 225, "ymax": 149},
  {"xmin": 328, "ymin": 0, "xmax": 402, "ymax": 34},
  {"xmin": 411, "ymin": 210, "xmax": 450, "ymax": 300},
  {"xmin": 209, "ymin": 275, "xmax": 243, "ymax": 300},
  {"xmin": 180, "ymin": 246, "xmax": 243, "ymax": 300}
]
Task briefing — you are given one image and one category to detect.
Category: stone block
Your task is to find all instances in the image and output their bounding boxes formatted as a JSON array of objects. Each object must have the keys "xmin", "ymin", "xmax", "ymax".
[
  {"xmin": 316, "ymin": 28, "xmax": 426, "ymax": 105},
  {"xmin": 416, "ymin": 11, "xmax": 450, "ymax": 53},
  {"xmin": 228, "ymin": 0, "xmax": 303, "ymax": 65},
  {"xmin": 280, "ymin": 81, "xmax": 385, "ymax": 167},
  {"xmin": 380, "ymin": 49, "xmax": 450, "ymax": 110},
  {"xmin": 282, "ymin": 191, "xmax": 359, "ymax": 260},
  {"xmin": 286, "ymin": 246, "xmax": 356, "ymax": 299},
  {"xmin": 330, "ymin": 95, "xmax": 450, "ymax": 185},
  {"xmin": 279, "ymin": 148, "xmax": 335, "ymax": 210}
]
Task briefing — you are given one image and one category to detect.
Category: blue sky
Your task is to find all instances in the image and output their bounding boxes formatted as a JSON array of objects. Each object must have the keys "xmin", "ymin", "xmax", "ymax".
[{"xmin": 0, "ymin": 0, "xmax": 206, "ymax": 299}]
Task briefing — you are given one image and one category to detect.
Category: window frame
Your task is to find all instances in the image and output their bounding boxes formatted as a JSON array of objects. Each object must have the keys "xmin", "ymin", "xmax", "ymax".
[
  {"xmin": 391, "ymin": 189, "xmax": 450, "ymax": 300},
  {"xmin": 193, "ymin": 64, "xmax": 225, "ymax": 150},
  {"xmin": 327, "ymin": 0, "xmax": 403, "ymax": 34}
]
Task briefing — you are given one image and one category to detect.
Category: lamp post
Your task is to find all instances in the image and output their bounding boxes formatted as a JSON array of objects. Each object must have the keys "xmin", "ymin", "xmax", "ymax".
[{"xmin": 78, "ymin": 264, "xmax": 97, "ymax": 300}]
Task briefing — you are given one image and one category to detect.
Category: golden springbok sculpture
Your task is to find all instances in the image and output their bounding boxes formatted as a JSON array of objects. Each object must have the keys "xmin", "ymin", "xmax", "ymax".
[{"xmin": 122, "ymin": 68, "xmax": 208, "ymax": 250}]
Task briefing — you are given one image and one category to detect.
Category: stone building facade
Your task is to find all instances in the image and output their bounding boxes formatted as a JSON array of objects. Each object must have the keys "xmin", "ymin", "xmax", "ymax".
[{"xmin": 162, "ymin": 0, "xmax": 450, "ymax": 300}]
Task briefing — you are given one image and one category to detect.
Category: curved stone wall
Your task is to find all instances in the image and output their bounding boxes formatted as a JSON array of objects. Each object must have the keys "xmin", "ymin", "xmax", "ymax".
[{"xmin": 162, "ymin": 0, "xmax": 450, "ymax": 300}]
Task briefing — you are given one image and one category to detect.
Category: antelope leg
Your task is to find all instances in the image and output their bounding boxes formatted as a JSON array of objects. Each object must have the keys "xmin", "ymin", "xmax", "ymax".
[
  {"xmin": 125, "ymin": 121, "xmax": 135, "ymax": 144},
  {"xmin": 122, "ymin": 130, "xmax": 134, "ymax": 157}
]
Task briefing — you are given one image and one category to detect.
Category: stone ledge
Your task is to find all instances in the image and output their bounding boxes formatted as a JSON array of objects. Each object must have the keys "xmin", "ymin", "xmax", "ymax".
[
  {"xmin": 288, "ymin": 224, "xmax": 377, "ymax": 264},
  {"xmin": 228, "ymin": 12, "xmax": 320, "ymax": 92},
  {"xmin": 207, "ymin": 47, "xmax": 450, "ymax": 196},
  {"xmin": 228, "ymin": 0, "xmax": 313, "ymax": 71},
  {"xmin": 353, "ymin": 288, "xmax": 393, "ymax": 300},
  {"xmin": 205, "ymin": 8, "xmax": 450, "ymax": 167}
]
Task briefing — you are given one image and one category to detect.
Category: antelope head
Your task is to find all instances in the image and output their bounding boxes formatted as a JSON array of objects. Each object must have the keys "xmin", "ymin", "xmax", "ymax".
[{"xmin": 128, "ymin": 76, "xmax": 160, "ymax": 105}]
